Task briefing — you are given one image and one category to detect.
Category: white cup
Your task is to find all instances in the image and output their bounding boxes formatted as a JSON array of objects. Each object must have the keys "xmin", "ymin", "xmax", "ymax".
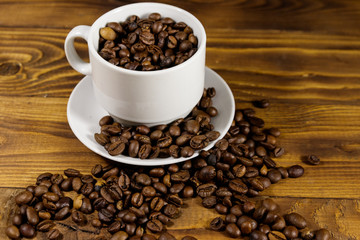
[{"xmin": 64, "ymin": 2, "xmax": 206, "ymax": 126}]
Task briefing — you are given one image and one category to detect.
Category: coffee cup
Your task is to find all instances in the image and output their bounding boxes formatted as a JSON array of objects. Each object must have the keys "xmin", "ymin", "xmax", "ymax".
[{"xmin": 64, "ymin": 2, "xmax": 206, "ymax": 126}]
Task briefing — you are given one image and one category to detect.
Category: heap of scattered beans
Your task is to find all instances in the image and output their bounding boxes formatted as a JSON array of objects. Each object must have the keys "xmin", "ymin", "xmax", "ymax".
[
  {"xmin": 6, "ymin": 107, "xmax": 330, "ymax": 240},
  {"xmin": 98, "ymin": 13, "xmax": 198, "ymax": 71},
  {"xmin": 94, "ymin": 87, "xmax": 219, "ymax": 159}
]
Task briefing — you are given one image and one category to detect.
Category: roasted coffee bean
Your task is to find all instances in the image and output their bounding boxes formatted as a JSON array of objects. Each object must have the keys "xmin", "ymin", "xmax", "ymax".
[
  {"xmin": 272, "ymin": 216, "xmax": 286, "ymax": 231},
  {"xmin": 267, "ymin": 169, "xmax": 282, "ymax": 183},
  {"xmin": 26, "ymin": 207, "xmax": 39, "ymax": 226},
  {"xmin": 250, "ymin": 230, "xmax": 268, "ymax": 240},
  {"xmin": 306, "ymin": 155, "xmax": 320, "ymax": 165},
  {"xmin": 80, "ymin": 198, "xmax": 93, "ymax": 214},
  {"xmin": 180, "ymin": 146, "xmax": 195, "ymax": 157},
  {"xmin": 210, "ymin": 217, "xmax": 226, "ymax": 231},
  {"xmin": 197, "ymin": 183, "xmax": 217, "ymax": 198},
  {"xmin": 268, "ymin": 231, "xmax": 287, "ymax": 240},
  {"xmin": 198, "ymin": 166, "xmax": 216, "ymax": 182},
  {"xmin": 182, "ymin": 185, "xmax": 194, "ymax": 198},
  {"xmin": 37, "ymin": 219, "xmax": 55, "ymax": 232},
  {"xmin": 157, "ymin": 232, "xmax": 176, "ymax": 240},
  {"xmin": 98, "ymin": 208, "xmax": 114, "ymax": 223},
  {"xmin": 315, "ymin": 229, "xmax": 331, "ymax": 240},
  {"xmin": 110, "ymin": 231, "xmax": 128, "ymax": 240},
  {"xmin": 6, "ymin": 225, "xmax": 20, "ymax": 239},
  {"xmin": 225, "ymin": 223, "xmax": 241, "ymax": 238},
  {"xmin": 283, "ymin": 225, "xmax": 299, "ymax": 239},
  {"xmin": 163, "ymin": 204, "xmax": 179, "ymax": 218},
  {"xmin": 287, "ymin": 165, "xmax": 305, "ymax": 178},
  {"xmin": 91, "ymin": 164, "xmax": 103, "ymax": 177},
  {"xmin": 253, "ymin": 99, "xmax": 270, "ymax": 108},
  {"xmin": 146, "ymin": 219, "xmax": 163, "ymax": 233},
  {"xmin": 64, "ymin": 168, "xmax": 81, "ymax": 177},
  {"xmin": 71, "ymin": 210, "xmax": 87, "ymax": 225},
  {"xmin": 54, "ymin": 206, "xmax": 70, "ymax": 220},
  {"xmin": 215, "ymin": 203, "xmax": 228, "ymax": 214},
  {"xmin": 228, "ymin": 179, "xmax": 248, "ymax": 194},
  {"xmin": 150, "ymin": 197, "xmax": 165, "ymax": 211},
  {"xmin": 43, "ymin": 192, "xmax": 60, "ymax": 202},
  {"xmin": 15, "ymin": 191, "xmax": 33, "ymax": 205},
  {"xmin": 19, "ymin": 224, "xmax": 36, "ymax": 238},
  {"xmin": 60, "ymin": 177, "xmax": 73, "ymax": 191},
  {"xmin": 47, "ymin": 228, "xmax": 61, "ymax": 240},
  {"xmin": 285, "ymin": 212, "xmax": 307, "ymax": 229}
]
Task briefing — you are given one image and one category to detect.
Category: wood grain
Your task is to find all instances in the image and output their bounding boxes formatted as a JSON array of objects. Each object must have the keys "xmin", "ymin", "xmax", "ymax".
[{"xmin": 1, "ymin": 0, "xmax": 360, "ymax": 239}]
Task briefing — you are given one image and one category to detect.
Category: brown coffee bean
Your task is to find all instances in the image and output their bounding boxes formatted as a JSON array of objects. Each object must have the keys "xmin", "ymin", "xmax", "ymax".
[
  {"xmin": 6, "ymin": 225, "xmax": 20, "ymax": 239},
  {"xmin": 26, "ymin": 207, "xmax": 39, "ymax": 226},
  {"xmin": 306, "ymin": 155, "xmax": 320, "ymax": 165},
  {"xmin": 146, "ymin": 219, "xmax": 163, "ymax": 233},
  {"xmin": 197, "ymin": 183, "xmax": 217, "ymax": 198},
  {"xmin": 285, "ymin": 212, "xmax": 307, "ymax": 229},
  {"xmin": 19, "ymin": 224, "xmax": 36, "ymax": 238},
  {"xmin": 54, "ymin": 206, "xmax": 70, "ymax": 220},
  {"xmin": 110, "ymin": 231, "xmax": 128, "ymax": 240},
  {"xmin": 287, "ymin": 165, "xmax": 305, "ymax": 178},
  {"xmin": 71, "ymin": 210, "xmax": 87, "ymax": 225},
  {"xmin": 15, "ymin": 191, "xmax": 33, "ymax": 205},
  {"xmin": 283, "ymin": 225, "xmax": 299, "ymax": 239},
  {"xmin": 250, "ymin": 230, "xmax": 268, "ymax": 240},
  {"xmin": 225, "ymin": 223, "xmax": 241, "ymax": 238},
  {"xmin": 64, "ymin": 168, "xmax": 81, "ymax": 177},
  {"xmin": 268, "ymin": 231, "xmax": 287, "ymax": 240},
  {"xmin": 315, "ymin": 229, "xmax": 331, "ymax": 240}
]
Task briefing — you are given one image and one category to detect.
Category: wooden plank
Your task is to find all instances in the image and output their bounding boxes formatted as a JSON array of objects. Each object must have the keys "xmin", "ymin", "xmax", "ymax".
[
  {"xmin": 0, "ymin": 95, "xmax": 360, "ymax": 199},
  {"xmin": 1, "ymin": 0, "xmax": 360, "ymax": 37},
  {"xmin": 0, "ymin": 188, "xmax": 357, "ymax": 239},
  {"xmin": 1, "ymin": 28, "xmax": 360, "ymax": 98}
]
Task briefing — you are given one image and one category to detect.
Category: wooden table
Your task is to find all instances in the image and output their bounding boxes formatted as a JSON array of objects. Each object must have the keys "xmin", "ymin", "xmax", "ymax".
[{"xmin": 1, "ymin": 0, "xmax": 360, "ymax": 239}]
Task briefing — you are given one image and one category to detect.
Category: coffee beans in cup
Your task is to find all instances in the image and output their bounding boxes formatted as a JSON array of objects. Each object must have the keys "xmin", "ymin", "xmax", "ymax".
[{"xmin": 98, "ymin": 13, "xmax": 198, "ymax": 71}]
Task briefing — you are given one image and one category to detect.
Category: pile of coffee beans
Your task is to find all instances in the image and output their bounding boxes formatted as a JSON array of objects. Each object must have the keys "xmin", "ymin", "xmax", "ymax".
[
  {"xmin": 94, "ymin": 88, "xmax": 219, "ymax": 159},
  {"xmin": 98, "ymin": 13, "xmax": 198, "ymax": 71},
  {"xmin": 6, "ymin": 107, "xmax": 330, "ymax": 240}
]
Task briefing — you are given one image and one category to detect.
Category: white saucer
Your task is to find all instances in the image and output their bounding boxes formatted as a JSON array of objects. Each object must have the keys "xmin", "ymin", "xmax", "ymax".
[{"xmin": 67, "ymin": 67, "xmax": 235, "ymax": 166}]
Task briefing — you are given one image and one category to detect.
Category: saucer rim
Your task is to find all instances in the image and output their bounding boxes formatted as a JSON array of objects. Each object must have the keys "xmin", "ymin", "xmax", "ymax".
[{"xmin": 67, "ymin": 67, "xmax": 235, "ymax": 166}]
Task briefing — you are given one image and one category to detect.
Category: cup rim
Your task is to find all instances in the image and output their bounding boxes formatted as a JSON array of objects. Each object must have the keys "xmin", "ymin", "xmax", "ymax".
[{"xmin": 88, "ymin": 2, "xmax": 207, "ymax": 76}]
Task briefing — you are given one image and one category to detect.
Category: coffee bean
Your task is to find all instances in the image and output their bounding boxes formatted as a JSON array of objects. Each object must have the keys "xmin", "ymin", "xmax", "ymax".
[
  {"xmin": 71, "ymin": 210, "xmax": 86, "ymax": 225},
  {"xmin": 5, "ymin": 225, "xmax": 20, "ymax": 239},
  {"xmin": 197, "ymin": 183, "xmax": 217, "ymax": 198},
  {"xmin": 158, "ymin": 232, "xmax": 176, "ymax": 240},
  {"xmin": 110, "ymin": 231, "xmax": 128, "ymax": 240},
  {"xmin": 146, "ymin": 219, "xmax": 163, "ymax": 233},
  {"xmin": 15, "ymin": 191, "xmax": 33, "ymax": 205},
  {"xmin": 37, "ymin": 220, "xmax": 55, "ymax": 232},
  {"xmin": 250, "ymin": 230, "xmax": 268, "ymax": 240},
  {"xmin": 283, "ymin": 225, "xmax": 299, "ymax": 239},
  {"xmin": 26, "ymin": 207, "xmax": 39, "ymax": 226},
  {"xmin": 19, "ymin": 223, "xmax": 36, "ymax": 238},
  {"xmin": 54, "ymin": 206, "xmax": 70, "ymax": 220},
  {"xmin": 210, "ymin": 217, "xmax": 226, "ymax": 231},
  {"xmin": 268, "ymin": 231, "xmax": 287, "ymax": 240},
  {"xmin": 285, "ymin": 212, "xmax": 307, "ymax": 229},
  {"xmin": 225, "ymin": 223, "xmax": 241, "ymax": 238},
  {"xmin": 306, "ymin": 155, "xmax": 320, "ymax": 165},
  {"xmin": 64, "ymin": 168, "xmax": 81, "ymax": 177},
  {"xmin": 315, "ymin": 228, "xmax": 330, "ymax": 240},
  {"xmin": 287, "ymin": 165, "xmax": 305, "ymax": 178},
  {"xmin": 253, "ymin": 99, "xmax": 270, "ymax": 108},
  {"xmin": 228, "ymin": 179, "xmax": 248, "ymax": 194}
]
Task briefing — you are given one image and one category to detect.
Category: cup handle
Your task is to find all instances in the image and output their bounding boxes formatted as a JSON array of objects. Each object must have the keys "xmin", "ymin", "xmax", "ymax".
[{"xmin": 64, "ymin": 25, "xmax": 92, "ymax": 75}]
